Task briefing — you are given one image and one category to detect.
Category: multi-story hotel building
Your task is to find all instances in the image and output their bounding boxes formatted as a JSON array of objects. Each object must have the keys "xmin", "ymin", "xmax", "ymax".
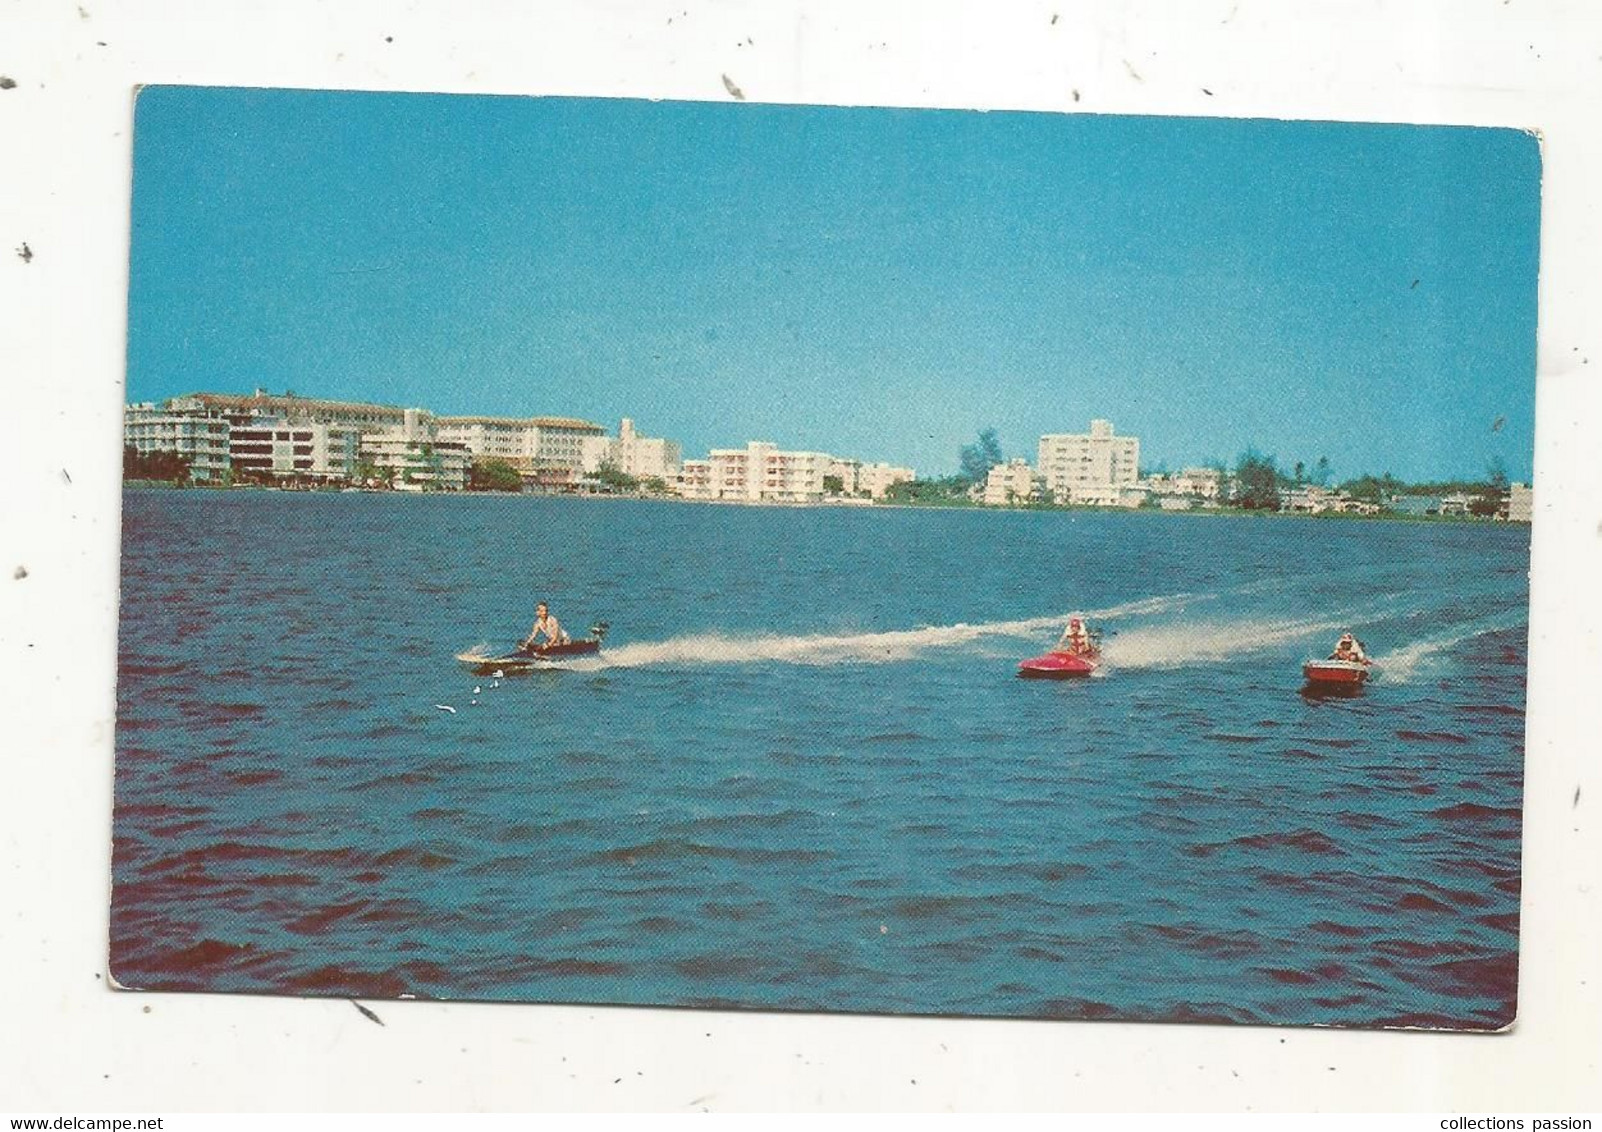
[
  {"xmin": 188, "ymin": 390, "xmax": 421, "ymax": 433},
  {"xmin": 228, "ymin": 417, "xmax": 361, "ymax": 480},
  {"xmin": 1037, "ymin": 419, "xmax": 1140, "ymax": 506},
  {"xmin": 124, "ymin": 401, "xmax": 233, "ymax": 483},
  {"xmin": 434, "ymin": 415, "xmax": 605, "ymax": 479}
]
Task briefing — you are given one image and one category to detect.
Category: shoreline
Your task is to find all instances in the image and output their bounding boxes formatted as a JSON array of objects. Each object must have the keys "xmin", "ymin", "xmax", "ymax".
[{"xmin": 122, "ymin": 481, "xmax": 1528, "ymax": 526}]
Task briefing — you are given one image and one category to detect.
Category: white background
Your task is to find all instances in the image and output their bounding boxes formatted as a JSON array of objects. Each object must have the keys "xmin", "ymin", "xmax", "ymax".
[{"xmin": 2, "ymin": 0, "xmax": 1598, "ymax": 1113}]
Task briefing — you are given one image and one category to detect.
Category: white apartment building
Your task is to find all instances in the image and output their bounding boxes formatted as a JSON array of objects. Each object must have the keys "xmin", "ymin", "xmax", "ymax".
[
  {"xmin": 1037, "ymin": 419, "xmax": 1140, "ymax": 506},
  {"xmin": 983, "ymin": 459, "xmax": 1039, "ymax": 506},
  {"xmin": 1174, "ymin": 467, "xmax": 1225, "ymax": 500},
  {"xmin": 680, "ymin": 442, "xmax": 831, "ymax": 503},
  {"xmin": 124, "ymin": 401, "xmax": 232, "ymax": 483},
  {"xmin": 826, "ymin": 458, "xmax": 862, "ymax": 496},
  {"xmin": 435, "ymin": 417, "xmax": 539, "ymax": 470},
  {"xmin": 359, "ymin": 432, "xmax": 470, "ymax": 490},
  {"xmin": 679, "ymin": 458, "xmax": 714, "ymax": 500},
  {"xmin": 859, "ymin": 462, "xmax": 914, "ymax": 500},
  {"xmin": 579, "ymin": 418, "xmax": 682, "ymax": 483},
  {"xmin": 1506, "ymin": 482, "xmax": 1533, "ymax": 523},
  {"xmin": 190, "ymin": 390, "xmax": 422, "ymax": 434},
  {"xmin": 827, "ymin": 459, "xmax": 915, "ymax": 500},
  {"xmin": 435, "ymin": 415, "xmax": 605, "ymax": 477},
  {"xmin": 228, "ymin": 417, "xmax": 360, "ymax": 480}
]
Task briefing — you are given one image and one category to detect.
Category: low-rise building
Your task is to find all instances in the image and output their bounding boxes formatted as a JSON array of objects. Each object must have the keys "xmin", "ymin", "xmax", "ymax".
[
  {"xmin": 858, "ymin": 462, "xmax": 915, "ymax": 500},
  {"xmin": 359, "ymin": 432, "xmax": 470, "ymax": 491},
  {"xmin": 983, "ymin": 459, "xmax": 1038, "ymax": 506},
  {"xmin": 825, "ymin": 458, "xmax": 915, "ymax": 499},
  {"xmin": 680, "ymin": 441, "xmax": 832, "ymax": 503},
  {"xmin": 1506, "ymin": 482, "xmax": 1533, "ymax": 523},
  {"xmin": 1174, "ymin": 467, "xmax": 1226, "ymax": 500}
]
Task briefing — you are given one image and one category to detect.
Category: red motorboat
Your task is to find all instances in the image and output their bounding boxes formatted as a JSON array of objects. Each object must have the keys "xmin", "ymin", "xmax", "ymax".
[
  {"xmin": 1018, "ymin": 617, "xmax": 1102, "ymax": 679},
  {"xmin": 1300, "ymin": 658, "xmax": 1372, "ymax": 686},
  {"xmin": 1302, "ymin": 632, "xmax": 1373, "ymax": 687}
]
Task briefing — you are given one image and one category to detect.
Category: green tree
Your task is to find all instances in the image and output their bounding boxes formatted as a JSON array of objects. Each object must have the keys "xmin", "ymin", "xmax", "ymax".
[
  {"xmin": 595, "ymin": 459, "xmax": 639, "ymax": 492},
  {"xmin": 1314, "ymin": 455, "xmax": 1332, "ymax": 487},
  {"xmin": 884, "ymin": 475, "xmax": 975, "ymax": 506},
  {"xmin": 124, "ymin": 445, "xmax": 195, "ymax": 484},
  {"xmin": 1340, "ymin": 472, "xmax": 1405, "ymax": 504},
  {"xmin": 822, "ymin": 474, "xmax": 845, "ymax": 495},
  {"xmin": 1470, "ymin": 459, "xmax": 1511, "ymax": 518},
  {"xmin": 958, "ymin": 428, "xmax": 1004, "ymax": 484},
  {"xmin": 468, "ymin": 458, "xmax": 524, "ymax": 492},
  {"xmin": 1233, "ymin": 450, "xmax": 1281, "ymax": 511}
]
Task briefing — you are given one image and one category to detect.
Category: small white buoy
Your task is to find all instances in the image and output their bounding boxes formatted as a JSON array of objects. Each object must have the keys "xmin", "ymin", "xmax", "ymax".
[
  {"xmin": 492, "ymin": 669, "xmax": 504, "ymax": 679},
  {"xmin": 471, "ymin": 699, "xmax": 478, "ymax": 706},
  {"xmin": 434, "ymin": 704, "xmax": 457, "ymax": 714},
  {"xmin": 490, "ymin": 680, "xmax": 499, "ymax": 689},
  {"xmin": 473, "ymin": 685, "xmax": 481, "ymax": 694}
]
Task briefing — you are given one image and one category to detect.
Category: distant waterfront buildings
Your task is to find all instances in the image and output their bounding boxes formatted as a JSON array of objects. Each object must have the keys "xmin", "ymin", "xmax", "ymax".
[
  {"xmin": 1037, "ymin": 420, "xmax": 1140, "ymax": 506},
  {"xmin": 123, "ymin": 391, "xmax": 604, "ymax": 490},
  {"xmin": 122, "ymin": 391, "xmax": 1530, "ymax": 518}
]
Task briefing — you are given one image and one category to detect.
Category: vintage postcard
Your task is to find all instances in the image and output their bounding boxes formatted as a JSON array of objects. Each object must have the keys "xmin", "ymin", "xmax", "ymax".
[{"xmin": 114, "ymin": 86, "xmax": 1537, "ymax": 1030}]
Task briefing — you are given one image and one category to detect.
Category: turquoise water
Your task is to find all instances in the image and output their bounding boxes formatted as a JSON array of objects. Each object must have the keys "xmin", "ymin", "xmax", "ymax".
[{"xmin": 113, "ymin": 491, "xmax": 1527, "ymax": 1028}]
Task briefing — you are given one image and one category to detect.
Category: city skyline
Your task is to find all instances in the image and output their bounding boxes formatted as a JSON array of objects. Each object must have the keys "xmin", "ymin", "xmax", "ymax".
[{"xmin": 127, "ymin": 88, "xmax": 1540, "ymax": 482}]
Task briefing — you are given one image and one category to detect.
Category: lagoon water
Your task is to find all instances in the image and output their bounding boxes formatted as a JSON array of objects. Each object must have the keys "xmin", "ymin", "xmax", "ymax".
[{"xmin": 113, "ymin": 491, "xmax": 1528, "ymax": 1028}]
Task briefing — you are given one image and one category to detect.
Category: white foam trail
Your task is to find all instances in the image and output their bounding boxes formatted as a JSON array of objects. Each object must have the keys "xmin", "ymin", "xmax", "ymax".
[
  {"xmin": 1102, "ymin": 615, "xmax": 1349, "ymax": 670},
  {"xmin": 1377, "ymin": 613, "xmax": 1527, "ymax": 682},
  {"xmin": 580, "ymin": 590, "xmax": 1205, "ymax": 670}
]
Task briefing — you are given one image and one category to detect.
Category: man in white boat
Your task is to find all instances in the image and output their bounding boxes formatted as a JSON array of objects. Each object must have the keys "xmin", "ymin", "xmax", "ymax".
[
  {"xmin": 1329, "ymin": 632, "xmax": 1368, "ymax": 663},
  {"xmin": 519, "ymin": 602, "xmax": 570, "ymax": 654}
]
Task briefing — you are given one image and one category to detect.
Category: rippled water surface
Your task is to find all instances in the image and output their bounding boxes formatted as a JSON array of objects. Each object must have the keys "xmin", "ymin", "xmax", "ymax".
[{"xmin": 114, "ymin": 491, "xmax": 1528, "ymax": 1028}]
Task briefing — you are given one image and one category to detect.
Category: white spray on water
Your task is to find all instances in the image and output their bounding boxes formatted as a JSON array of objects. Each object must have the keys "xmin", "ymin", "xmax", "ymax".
[{"xmin": 577, "ymin": 591, "xmax": 1204, "ymax": 670}]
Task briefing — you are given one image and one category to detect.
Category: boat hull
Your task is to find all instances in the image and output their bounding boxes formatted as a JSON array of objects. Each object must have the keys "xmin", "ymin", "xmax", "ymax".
[
  {"xmin": 1018, "ymin": 650, "xmax": 1100, "ymax": 679},
  {"xmin": 457, "ymin": 639, "xmax": 601, "ymax": 675},
  {"xmin": 1302, "ymin": 659, "xmax": 1370, "ymax": 685}
]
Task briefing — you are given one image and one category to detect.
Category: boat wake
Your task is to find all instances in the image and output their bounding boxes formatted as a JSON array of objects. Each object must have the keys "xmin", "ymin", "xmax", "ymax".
[
  {"xmin": 1100, "ymin": 615, "xmax": 1351, "ymax": 670},
  {"xmin": 577, "ymin": 591, "xmax": 1205, "ymax": 670},
  {"xmin": 1375, "ymin": 613, "xmax": 1527, "ymax": 682}
]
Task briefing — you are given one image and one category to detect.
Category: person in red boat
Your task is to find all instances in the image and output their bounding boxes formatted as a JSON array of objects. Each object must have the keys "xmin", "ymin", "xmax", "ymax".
[
  {"xmin": 1058, "ymin": 616, "xmax": 1095, "ymax": 656},
  {"xmin": 1329, "ymin": 632, "xmax": 1368, "ymax": 663}
]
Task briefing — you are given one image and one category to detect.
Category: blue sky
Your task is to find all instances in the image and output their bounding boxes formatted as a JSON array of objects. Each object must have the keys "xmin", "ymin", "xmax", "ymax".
[{"xmin": 127, "ymin": 87, "xmax": 1540, "ymax": 482}]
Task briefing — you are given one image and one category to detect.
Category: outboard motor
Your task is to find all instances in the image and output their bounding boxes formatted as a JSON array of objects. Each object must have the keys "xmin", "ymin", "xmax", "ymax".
[{"xmin": 589, "ymin": 621, "xmax": 610, "ymax": 642}]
